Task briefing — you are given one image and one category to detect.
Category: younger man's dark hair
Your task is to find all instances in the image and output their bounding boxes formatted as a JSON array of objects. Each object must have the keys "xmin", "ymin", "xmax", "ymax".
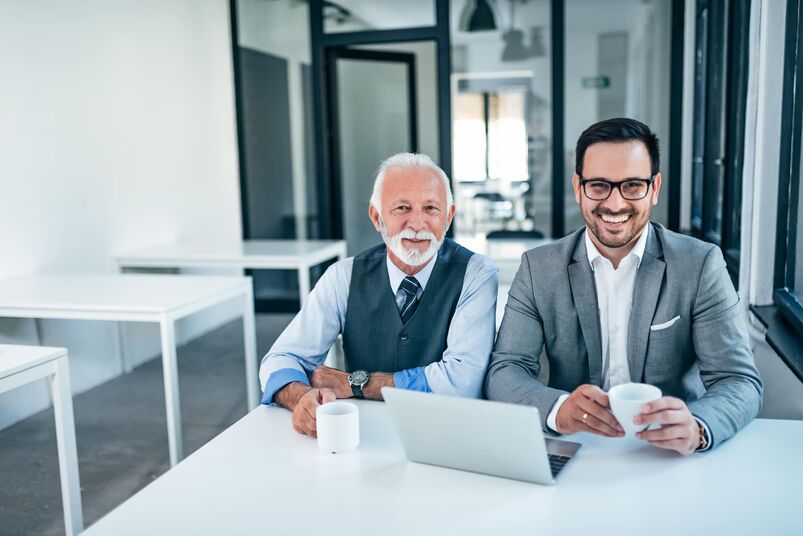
[{"xmin": 575, "ymin": 117, "xmax": 660, "ymax": 177}]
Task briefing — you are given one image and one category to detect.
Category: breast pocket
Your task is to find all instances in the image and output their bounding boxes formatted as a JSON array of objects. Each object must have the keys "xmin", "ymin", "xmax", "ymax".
[{"xmin": 649, "ymin": 315, "xmax": 681, "ymax": 340}]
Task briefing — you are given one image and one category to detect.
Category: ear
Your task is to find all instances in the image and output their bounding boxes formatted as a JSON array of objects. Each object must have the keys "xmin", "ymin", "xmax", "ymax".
[
  {"xmin": 572, "ymin": 174, "xmax": 582, "ymax": 204},
  {"xmin": 368, "ymin": 204, "xmax": 382, "ymax": 232},
  {"xmin": 446, "ymin": 203, "xmax": 456, "ymax": 227},
  {"xmin": 650, "ymin": 172, "xmax": 662, "ymax": 206}
]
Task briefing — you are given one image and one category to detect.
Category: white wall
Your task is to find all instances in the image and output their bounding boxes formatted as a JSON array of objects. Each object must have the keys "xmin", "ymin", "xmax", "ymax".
[{"xmin": 0, "ymin": 0, "xmax": 242, "ymax": 429}]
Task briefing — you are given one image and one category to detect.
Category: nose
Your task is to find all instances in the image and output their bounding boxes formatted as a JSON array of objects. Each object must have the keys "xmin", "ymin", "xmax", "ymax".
[
  {"xmin": 602, "ymin": 186, "xmax": 628, "ymax": 212},
  {"xmin": 407, "ymin": 207, "xmax": 427, "ymax": 230}
]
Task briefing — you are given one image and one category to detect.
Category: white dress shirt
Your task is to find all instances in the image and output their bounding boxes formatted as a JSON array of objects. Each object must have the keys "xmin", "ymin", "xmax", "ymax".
[
  {"xmin": 387, "ymin": 254, "xmax": 434, "ymax": 308},
  {"xmin": 546, "ymin": 225, "xmax": 650, "ymax": 431}
]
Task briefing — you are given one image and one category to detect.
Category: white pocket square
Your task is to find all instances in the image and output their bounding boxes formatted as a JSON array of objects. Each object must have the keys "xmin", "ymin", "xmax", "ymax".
[{"xmin": 650, "ymin": 315, "xmax": 680, "ymax": 331}]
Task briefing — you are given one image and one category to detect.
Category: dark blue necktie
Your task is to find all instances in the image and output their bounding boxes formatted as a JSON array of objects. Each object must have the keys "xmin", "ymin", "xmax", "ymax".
[{"xmin": 398, "ymin": 276, "xmax": 421, "ymax": 324}]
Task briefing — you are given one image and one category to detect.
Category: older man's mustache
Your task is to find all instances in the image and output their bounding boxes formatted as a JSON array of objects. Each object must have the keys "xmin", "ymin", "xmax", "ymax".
[{"xmin": 396, "ymin": 228, "xmax": 437, "ymax": 242}]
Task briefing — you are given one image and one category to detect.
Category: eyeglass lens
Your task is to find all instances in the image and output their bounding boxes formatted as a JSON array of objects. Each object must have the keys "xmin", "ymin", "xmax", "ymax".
[{"xmin": 584, "ymin": 180, "xmax": 649, "ymax": 200}]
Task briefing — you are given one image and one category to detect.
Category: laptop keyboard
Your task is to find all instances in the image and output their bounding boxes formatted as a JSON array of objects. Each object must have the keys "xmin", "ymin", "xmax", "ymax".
[{"xmin": 548, "ymin": 454, "xmax": 571, "ymax": 477}]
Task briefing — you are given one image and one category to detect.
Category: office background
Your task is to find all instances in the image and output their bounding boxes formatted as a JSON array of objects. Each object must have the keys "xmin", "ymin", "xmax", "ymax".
[{"xmin": 0, "ymin": 0, "xmax": 801, "ymax": 533}]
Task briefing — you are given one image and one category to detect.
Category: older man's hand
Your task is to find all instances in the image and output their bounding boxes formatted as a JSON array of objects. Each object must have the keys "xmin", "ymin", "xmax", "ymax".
[
  {"xmin": 310, "ymin": 365, "xmax": 352, "ymax": 398},
  {"xmin": 634, "ymin": 396, "xmax": 701, "ymax": 455},
  {"xmin": 556, "ymin": 384, "xmax": 624, "ymax": 437},
  {"xmin": 291, "ymin": 387, "xmax": 336, "ymax": 437}
]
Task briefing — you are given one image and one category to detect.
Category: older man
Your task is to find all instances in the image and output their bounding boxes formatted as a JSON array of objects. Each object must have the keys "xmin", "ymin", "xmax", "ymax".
[
  {"xmin": 486, "ymin": 118, "xmax": 762, "ymax": 454},
  {"xmin": 260, "ymin": 153, "xmax": 498, "ymax": 436}
]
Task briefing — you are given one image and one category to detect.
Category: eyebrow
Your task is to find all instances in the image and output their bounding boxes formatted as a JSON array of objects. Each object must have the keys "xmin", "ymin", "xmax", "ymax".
[{"xmin": 583, "ymin": 176, "xmax": 652, "ymax": 182}]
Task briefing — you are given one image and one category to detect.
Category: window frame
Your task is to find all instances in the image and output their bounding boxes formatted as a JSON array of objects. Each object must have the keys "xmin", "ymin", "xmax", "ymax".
[
  {"xmin": 775, "ymin": 0, "xmax": 803, "ymax": 336},
  {"xmin": 690, "ymin": 0, "xmax": 751, "ymax": 284}
]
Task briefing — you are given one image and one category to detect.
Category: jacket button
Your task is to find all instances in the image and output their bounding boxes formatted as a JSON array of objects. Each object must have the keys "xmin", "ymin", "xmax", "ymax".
[{"xmin": 400, "ymin": 335, "xmax": 408, "ymax": 341}]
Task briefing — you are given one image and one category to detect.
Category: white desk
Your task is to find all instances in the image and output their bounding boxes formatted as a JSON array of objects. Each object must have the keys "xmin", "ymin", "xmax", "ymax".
[
  {"xmin": 0, "ymin": 274, "xmax": 257, "ymax": 467},
  {"xmin": 113, "ymin": 239, "xmax": 348, "ymax": 305},
  {"xmin": 85, "ymin": 401, "xmax": 803, "ymax": 535},
  {"xmin": 0, "ymin": 345, "xmax": 82, "ymax": 535}
]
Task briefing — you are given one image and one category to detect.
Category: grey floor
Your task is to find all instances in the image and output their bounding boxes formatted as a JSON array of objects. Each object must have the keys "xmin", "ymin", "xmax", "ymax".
[{"xmin": 0, "ymin": 313, "xmax": 293, "ymax": 536}]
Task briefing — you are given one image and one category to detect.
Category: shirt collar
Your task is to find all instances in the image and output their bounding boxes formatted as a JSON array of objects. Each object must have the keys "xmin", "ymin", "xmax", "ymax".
[
  {"xmin": 585, "ymin": 223, "xmax": 650, "ymax": 270},
  {"xmin": 386, "ymin": 252, "xmax": 438, "ymax": 294}
]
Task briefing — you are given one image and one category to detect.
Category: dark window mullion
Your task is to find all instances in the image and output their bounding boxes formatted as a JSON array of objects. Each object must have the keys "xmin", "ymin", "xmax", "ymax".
[
  {"xmin": 774, "ymin": 0, "xmax": 803, "ymax": 334},
  {"xmin": 701, "ymin": 0, "xmax": 728, "ymax": 246},
  {"xmin": 721, "ymin": 0, "xmax": 750, "ymax": 277},
  {"xmin": 691, "ymin": 1, "xmax": 709, "ymax": 236}
]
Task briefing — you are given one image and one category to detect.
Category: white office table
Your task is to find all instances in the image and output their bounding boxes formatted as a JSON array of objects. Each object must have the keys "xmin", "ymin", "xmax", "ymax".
[
  {"xmin": 113, "ymin": 239, "xmax": 348, "ymax": 305},
  {"xmin": 0, "ymin": 345, "xmax": 82, "ymax": 535},
  {"xmin": 0, "ymin": 274, "xmax": 257, "ymax": 467},
  {"xmin": 85, "ymin": 401, "xmax": 803, "ymax": 535}
]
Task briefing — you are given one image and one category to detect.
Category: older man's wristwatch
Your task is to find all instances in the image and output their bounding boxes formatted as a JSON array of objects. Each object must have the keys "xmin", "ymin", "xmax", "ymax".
[{"xmin": 348, "ymin": 370, "xmax": 370, "ymax": 399}]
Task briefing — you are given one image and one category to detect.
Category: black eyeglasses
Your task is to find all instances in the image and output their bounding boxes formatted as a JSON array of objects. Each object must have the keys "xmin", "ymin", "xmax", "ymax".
[{"xmin": 578, "ymin": 176, "xmax": 656, "ymax": 201}]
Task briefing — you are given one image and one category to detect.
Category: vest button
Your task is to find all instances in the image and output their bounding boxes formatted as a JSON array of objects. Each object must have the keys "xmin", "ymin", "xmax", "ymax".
[{"xmin": 400, "ymin": 335, "xmax": 408, "ymax": 341}]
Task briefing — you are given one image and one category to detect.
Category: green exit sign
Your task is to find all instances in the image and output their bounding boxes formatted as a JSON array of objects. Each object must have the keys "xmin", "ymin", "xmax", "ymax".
[{"xmin": 582, "ymin": 76, "xmax": 610, "ymax": 88}]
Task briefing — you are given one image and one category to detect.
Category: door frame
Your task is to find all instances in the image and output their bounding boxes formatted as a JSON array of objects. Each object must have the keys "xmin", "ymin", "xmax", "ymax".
[
  {"xmin": 324, "ymin": 48, "xmax": 419, "ymax": 240},
  {"xmin": 309, "ymin": 0, "xmax": 451, "ymax": 240}
]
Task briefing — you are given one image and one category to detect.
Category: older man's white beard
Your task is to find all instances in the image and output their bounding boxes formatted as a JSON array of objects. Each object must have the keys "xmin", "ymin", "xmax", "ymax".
[{"xmin": 381, "ymin": 226, "xmax": 442, "ymax": 267}]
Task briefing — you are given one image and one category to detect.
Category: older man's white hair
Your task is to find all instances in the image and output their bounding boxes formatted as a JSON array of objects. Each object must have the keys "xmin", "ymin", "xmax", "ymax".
[{"xmin": 369, "ymin": 153, "xmax": 454, "ymax": 212}]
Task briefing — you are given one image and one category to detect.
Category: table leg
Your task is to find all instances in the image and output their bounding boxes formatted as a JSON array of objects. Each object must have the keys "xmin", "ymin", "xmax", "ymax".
[
  {"xmin": 298, "ymin": 264, "xmax": 311, "ymax": 306},
  {"xmin": 51, "ymin": 356, "xmax": 83, "ymax": 536},
  {"xmin": 322, "ymin": 244, "xmax": 348, "ymax": 369},
  {"xmin": 115, "ymin": 322, "xmax": 131, "ymax": 374},
  {"xmin": 112, "ymin": 261, "xmax": 131, "ymax": 374},
  {"xmin": 242, "ymin": 282, "xmax": 259, "ymax": 410},
  {"xmin": 159, "ymin": 317, "xmax": 183, "ymax": 467}
]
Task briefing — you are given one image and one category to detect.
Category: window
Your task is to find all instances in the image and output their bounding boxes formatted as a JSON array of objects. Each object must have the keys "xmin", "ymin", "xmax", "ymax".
[
  {"xmin": 690, "ymin": 0, "xmax": 750, "ymax": 283},
  {"xmin": 775, "ymin": 0, "xmax": 803, "ymax": 338},
  {"xmin": 453, "ymin": 87, "xmax": 531, "ymax": 235}
]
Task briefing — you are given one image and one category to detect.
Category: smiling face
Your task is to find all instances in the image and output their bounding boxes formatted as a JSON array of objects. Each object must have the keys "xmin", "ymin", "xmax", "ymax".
[
  {"xmin": 368, "ymin": 166, "xmax": 455, "ymax": 274},
  {"xmin": 573, "ymin": 140, "xmax": 661, "ymax": 260}
]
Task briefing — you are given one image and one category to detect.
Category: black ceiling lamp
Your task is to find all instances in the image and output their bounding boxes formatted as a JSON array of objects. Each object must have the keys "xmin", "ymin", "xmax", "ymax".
[{"xmin": 466, "ymin": 0, "xmax": 497, "ymax": 32}]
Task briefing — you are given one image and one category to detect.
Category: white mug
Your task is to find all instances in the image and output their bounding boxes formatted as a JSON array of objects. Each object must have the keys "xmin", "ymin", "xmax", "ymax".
[
  {"xmin": 316, "ymin": 402, "xmax": 359, "ymax": 453},
  {"xmin": 608, "ymin": 383, "xmax": 662, "ymax": 437}
]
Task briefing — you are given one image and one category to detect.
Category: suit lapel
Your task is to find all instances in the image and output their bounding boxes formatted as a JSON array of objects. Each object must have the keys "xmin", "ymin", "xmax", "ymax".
[
  {"xmin": 568, "ymin": 236, "xmax": 603, "ymax": 386},
  {"xmin": 628, "ymin": 226, "xmax": 665, "ymax": 383}
]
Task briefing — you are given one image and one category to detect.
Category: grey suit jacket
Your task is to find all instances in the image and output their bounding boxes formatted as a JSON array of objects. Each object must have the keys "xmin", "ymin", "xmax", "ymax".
[{"xmin": 485, "ymin": 223, "xmax": 763, "ymax": 449}]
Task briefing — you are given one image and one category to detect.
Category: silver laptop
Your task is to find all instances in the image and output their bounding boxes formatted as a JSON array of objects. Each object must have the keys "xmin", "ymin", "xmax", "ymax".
[{"xmin": 382, "ymin": 387, "xmax": 581, "ymax": 485}]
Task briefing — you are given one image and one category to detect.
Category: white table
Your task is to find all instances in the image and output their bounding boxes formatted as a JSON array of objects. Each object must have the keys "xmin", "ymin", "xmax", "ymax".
[
  {"xmin": 113, "ymin": 239, "xmax": 348, "ymax": 305},
  {"xmin": 0, "ymin": 274, "xmax": 257, "ymax": 467},
  {"xmin": 0, "ymin": 344, "xmax": 82, "ymax": 535},
  {"xmin": 84, "ymin": 401, "xmax": 803, "ymax": 535}
]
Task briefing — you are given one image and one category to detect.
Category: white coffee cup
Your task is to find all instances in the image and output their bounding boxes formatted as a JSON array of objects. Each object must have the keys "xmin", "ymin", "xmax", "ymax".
[
  {"xmin": 316, "ymin": 401, "xmax": 359, "ymax": 453},
  {"xmin": 608, "ymin": 383, "xmax": 662, "ymax": 437}
]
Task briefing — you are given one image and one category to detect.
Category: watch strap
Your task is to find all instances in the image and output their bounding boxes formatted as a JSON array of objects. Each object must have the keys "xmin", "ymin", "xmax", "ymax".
[{"xmin": 351, "ymin": 383, "xmax": 364, "ymax": 399}]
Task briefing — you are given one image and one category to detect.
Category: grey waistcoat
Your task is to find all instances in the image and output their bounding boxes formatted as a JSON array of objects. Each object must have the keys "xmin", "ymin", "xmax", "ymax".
[{"xmin": 342, "ymin": 238, "xmax": 473, "ymax": 373}]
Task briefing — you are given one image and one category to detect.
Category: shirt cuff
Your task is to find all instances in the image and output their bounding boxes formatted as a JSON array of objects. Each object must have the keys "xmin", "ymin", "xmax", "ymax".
[
  {"xmin": 546, "ymin": 394, "xmax": 570, "ymax": 433},
  {"xmin": 393, "ymin": 367, "xmax": 432, "ymax": 392},
  {"xmin": 261, "ymin": 368, "xmax": 310, "ymax": 405},
  {"xmin": 693, "ymin": 416, "xmax": 713, "ymax": 452}
]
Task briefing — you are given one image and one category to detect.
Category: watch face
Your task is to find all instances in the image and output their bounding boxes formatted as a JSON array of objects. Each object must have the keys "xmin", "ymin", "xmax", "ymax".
[{"xmin": 350, "ymin": 370, "xmax": 369, "ymax": 385}]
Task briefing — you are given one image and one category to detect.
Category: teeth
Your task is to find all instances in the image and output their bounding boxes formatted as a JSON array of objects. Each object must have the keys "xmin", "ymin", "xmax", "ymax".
[{"xmin": 601, "ymin": 214, "xmax": 630, "ymax": 223}]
